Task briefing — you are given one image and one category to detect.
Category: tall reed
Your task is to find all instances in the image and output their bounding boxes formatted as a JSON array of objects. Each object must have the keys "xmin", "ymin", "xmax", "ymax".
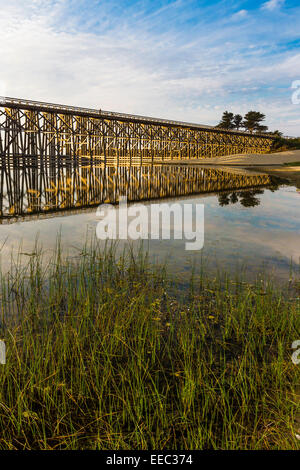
[{"xmin": 0, "ymin": 240, "xmax": 299, "ymax": 449}]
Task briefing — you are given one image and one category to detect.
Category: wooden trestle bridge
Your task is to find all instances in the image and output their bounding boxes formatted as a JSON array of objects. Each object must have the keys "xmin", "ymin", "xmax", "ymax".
[{"xmin": 0, "ymin": 97, "xmax": 274, "ymax": 166}]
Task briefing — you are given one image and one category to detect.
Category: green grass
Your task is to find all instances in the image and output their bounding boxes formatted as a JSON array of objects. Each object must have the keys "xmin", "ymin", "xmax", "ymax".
[
  {"xmin": 0, "ymin": 240, "xmax": 299, "ymax": 450},
  {"xmin": 283, "ymin": 162, "xmax": 300, "ymax": 167}
]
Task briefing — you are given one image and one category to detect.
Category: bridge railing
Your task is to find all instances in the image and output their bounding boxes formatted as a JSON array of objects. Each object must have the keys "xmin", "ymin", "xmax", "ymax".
[
  {"xmin": 0, "ymin": 96, "xmax": 215, "ymax": 129},
  {"xmin": 0, "ymin": 96, "xmax": 274, "ymax": 138}
]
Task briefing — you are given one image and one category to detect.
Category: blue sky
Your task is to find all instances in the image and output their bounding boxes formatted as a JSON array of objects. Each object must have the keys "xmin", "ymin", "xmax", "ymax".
[{"xmin": 0, "ymin": 0, "xmax": 299, "ymax": 134}]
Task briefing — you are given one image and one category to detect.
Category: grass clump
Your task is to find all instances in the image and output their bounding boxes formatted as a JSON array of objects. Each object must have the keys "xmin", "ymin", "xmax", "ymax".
[{"xmin": 0, "ymin": 242, "xmax": 299, "ymax": 450}]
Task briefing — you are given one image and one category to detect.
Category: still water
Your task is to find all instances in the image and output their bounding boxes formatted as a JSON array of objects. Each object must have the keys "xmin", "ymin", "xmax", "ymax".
[{"xmin": 0, "ymin": 162, "xmax": 299, "ymax": 283}]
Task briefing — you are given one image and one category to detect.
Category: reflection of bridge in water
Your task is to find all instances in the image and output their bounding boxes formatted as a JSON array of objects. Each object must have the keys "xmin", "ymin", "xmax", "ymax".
[{"xmin": 0, "ymin": 160, "xmax": 275, "ymax": 223}]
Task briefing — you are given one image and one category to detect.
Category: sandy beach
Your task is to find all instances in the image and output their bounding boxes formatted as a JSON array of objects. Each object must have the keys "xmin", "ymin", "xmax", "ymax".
[
  {"xmin": 166, "ymin": 149, "xmax": 300, "ymax": 188},
  {"xmin": 167, "ymin": 149, "xmax": 300, "ymax": 166}
]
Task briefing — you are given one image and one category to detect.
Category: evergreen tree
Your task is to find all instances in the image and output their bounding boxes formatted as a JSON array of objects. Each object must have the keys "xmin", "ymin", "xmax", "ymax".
[
  {"xmin": 243, "ymin": 111, "xmax": 268, "ymax": 133},
  {"xmin": 233, "ymin": 114, "xmax": 243, "ymax": 130},
  {"xmin": 217, "ymin": 111, "xmax": 235, "ymax": 129},
  {"xmin": 270, "ymin": 130, "xmax": 283, "ymax": 137}
]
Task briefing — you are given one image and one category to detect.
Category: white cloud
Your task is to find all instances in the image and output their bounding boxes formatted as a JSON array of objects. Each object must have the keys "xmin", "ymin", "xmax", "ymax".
[
  {"xmin": 232, "ymin": 9, "xmax": 248, "ymax": 20},
  {"xmin": 0, "ymin": 1, "xmax": 299, "ymax": 135},
  {"xmin": 261, "ymin": 0, "xmax": 285, "ymax": 11}
]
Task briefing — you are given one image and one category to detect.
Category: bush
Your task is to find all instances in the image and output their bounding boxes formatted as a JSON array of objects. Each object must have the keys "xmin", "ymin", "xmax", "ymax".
[{"xmin": 271, "ymin": 137, "xmax": 300, "ymax": 152}]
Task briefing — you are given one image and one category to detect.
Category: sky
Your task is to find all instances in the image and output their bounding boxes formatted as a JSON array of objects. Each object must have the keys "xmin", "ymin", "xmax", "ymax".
[{"xmin": 0, "ymin": 0, "xmax": 299, "ymax": 135}]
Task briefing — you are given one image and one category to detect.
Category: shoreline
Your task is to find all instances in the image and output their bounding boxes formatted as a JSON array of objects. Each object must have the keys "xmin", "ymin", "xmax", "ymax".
[
  {"xmin": 244, "ymin": 166, "xmax": 300, "ymax": 189},
  {"xmin": 159, "ymin": 149, "xmax": 300, "ymax": 188},
  {"xmin": 159, "ymin": 149, "xmax": 300, "ymax": 167}
]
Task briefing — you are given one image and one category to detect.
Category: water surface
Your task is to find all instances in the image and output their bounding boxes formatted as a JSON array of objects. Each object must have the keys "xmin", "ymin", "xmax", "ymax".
[{"xmin": 0, "ymin": 162, "xmax": 299, "ymax": 283}]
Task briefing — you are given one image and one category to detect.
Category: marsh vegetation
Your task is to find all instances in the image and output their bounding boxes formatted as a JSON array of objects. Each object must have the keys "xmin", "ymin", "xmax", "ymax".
[{"xmin": 0, "ymin": 241, "xmax": 299, "ymax": 449}]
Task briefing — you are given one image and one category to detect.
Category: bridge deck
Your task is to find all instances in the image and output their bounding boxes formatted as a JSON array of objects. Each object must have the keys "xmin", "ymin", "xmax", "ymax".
[{"xmin": 0, "ymin": 96, "xmax": 272, "ymax": 138}]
